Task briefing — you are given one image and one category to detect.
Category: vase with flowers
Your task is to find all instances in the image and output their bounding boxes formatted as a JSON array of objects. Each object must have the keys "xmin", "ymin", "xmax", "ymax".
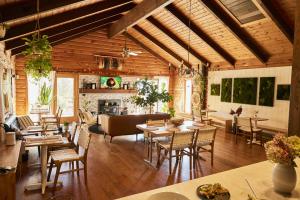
[{"xmin": 265, "ymin": 135, "xmax": 300, "ymax": 193}]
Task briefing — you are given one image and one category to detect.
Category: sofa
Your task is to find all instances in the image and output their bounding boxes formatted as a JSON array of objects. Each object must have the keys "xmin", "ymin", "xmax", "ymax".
[{"xmin": 100, "ymin": 113, "xmax": 170, "ymax": 142}]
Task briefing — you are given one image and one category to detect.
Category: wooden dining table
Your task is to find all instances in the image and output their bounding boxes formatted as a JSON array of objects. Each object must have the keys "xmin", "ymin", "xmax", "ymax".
[
  {"xmin": 136, "ymin": 120, "xmax": 213, "ymax": 166},
  {"xmin": 24, "ymin": 135, "xmax": 65, "ymax": 194}
]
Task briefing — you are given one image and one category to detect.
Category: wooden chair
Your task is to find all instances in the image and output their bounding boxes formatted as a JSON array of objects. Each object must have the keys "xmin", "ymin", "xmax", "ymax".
[
  {"xmin": 41, "ymin": 107, "xmax": 61, "ymax": 120},
  {"xmin": 235, "ymin": 117, "xmax": 262, "ymax": 147},
  {"xmin": 193, "ymin": 127, "xmax": 217, "ymax": 166},
  {"xmin": 156, "ymin": 129, "xmax": 195, "ymax": 174},
  {"xmin": 193, "ymin": 113, "xmax": 212, "ymax": 125},
  {"xmin": 144, "ymin": 119, "xmax": 166, "ymax": 141},
  {"xmin": 47, "ymin": 125, "xmax": 92, "ymax": 193},
  {"xmin": 82, "ymin": 111, "xmax": 97, "ymax": 125},
  {"xmin": 43, "ymin": 109, "xmax": 63, "ymax": 128}
]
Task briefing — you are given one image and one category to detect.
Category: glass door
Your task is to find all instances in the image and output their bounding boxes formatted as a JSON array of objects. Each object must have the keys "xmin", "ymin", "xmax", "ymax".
[{"xmin": 54, "ymin": 73, "xmax": 78, "ymax": 122}]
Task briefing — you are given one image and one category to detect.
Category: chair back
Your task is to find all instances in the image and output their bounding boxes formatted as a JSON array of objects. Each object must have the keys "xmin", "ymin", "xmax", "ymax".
[
  {"xmin": 195, "ymin": 127, "xmax": 217, "ymax": 145},
  {"xmin": 171, "ymin": 130, "xmax": 195, "ymax": 149},
  {"xmin": 55, "ymin": 107, "xmax": 61, "ymax": 117},
  {"xmin": 56, "ymin": 109, "xmax": 63, "ymax": 126},
  {"xmin": 146, "ymin": 119, "xmax": 165, "ymax": 127},
  {"xmin": 236, "ymin": 117, "xmax": 252, "ymax": 128},
  {"xmin": 17, "ymin": 115, "xmax": 34, "ymax": 129},
  {"xmin": 69, "ymin": 122, "xmax": 78, "ymax": 143},
  {"xmin": 78, "ymin": 109, "xmax": 85, "ymax": 123},
  {"xmin": 77, "ymin": 125, "xmax": 91, "ymax": 158}
]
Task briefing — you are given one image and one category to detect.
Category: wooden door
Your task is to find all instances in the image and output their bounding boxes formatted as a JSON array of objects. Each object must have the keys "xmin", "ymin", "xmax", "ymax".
[{"xmin": 54, "ymin": 73, "xmax": 79, "ymax": 123}]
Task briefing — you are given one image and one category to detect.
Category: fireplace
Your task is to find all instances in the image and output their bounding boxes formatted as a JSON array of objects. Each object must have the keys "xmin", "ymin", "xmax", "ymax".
[{"xmin": 98, "ymin": 99, "xmax": 121, "ymax": 115}]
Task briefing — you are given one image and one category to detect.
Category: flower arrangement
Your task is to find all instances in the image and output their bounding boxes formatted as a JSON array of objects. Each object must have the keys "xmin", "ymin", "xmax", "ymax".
[{"xmin": 265, "ymin": 135, "xmax": 300, "ymax": 167}]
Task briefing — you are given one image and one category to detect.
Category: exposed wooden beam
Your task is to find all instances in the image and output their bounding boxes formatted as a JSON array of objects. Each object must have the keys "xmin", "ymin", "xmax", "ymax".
[
  {"xmin": 0, "ymin": 0, "xmax": 83, "ymax": 23},
  {"xmin": 288, "ymin": 0, "xmax": 300, "ymax": 136},
  {"xmin": 124, "ymin": 32, "xmax": 171, "ymax": 66},
  {"xmin": 165, "ymin": 3, "xmax": 235, "ymax": 66},
  {"xmin": 3, "ymin": 0, "xmax": 133, "ymax": 41},
  {"xmin": 256, "ymin": 0, "xmax": 294, "ymax": 44},
  {"xmin": 200, "ymin": 0, "xmax": 269, "ymax": 64},
  {"xmin": 5, "ymin": 4, "xmax": 135, "ymax": 50},
  {"xmin": 108, "ymin": 0, "xmax": 174, "ymax": 38},
  {"xmin": 133, "ymin": 25, "xmax": 191, "ymax": 68},
  {"xmin": 147, "ymin": 16, "xmax": 209, "ymax": 65},
  {"xmin": 11, "ymin": 17, "xmax": 120, "ymax": 56}
]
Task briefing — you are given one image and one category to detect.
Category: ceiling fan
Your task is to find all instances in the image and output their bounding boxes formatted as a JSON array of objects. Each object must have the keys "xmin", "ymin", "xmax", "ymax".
[{"xmin": 121, "ymin": 29, "xmax": 142, "ymax": 58}]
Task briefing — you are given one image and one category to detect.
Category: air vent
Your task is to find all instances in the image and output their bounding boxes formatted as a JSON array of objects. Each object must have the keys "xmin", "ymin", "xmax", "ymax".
[{"xmin": 219, "ymin": 0, "xmax": 265, "ymax": 24}]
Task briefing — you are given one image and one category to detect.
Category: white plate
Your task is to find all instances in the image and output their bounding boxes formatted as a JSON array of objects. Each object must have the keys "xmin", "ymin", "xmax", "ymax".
[{"xmin": 147, "ymin": 192, "xmax": 190, "ymax": 200}]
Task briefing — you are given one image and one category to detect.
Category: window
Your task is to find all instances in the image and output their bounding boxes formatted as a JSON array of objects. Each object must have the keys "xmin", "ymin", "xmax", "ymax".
[
  {"xmin": 57, "ymin": 77, "xmax": 75, "ymax": 117},
  {"xmin": 185, "ymin": 79, "xmax": 192, "ymax": 114}
]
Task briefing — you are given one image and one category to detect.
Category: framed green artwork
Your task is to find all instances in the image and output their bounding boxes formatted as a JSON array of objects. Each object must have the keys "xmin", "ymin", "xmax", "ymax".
[
  {"xmin": 233, "ymin": 78, "xmax": 258, "ymax": 105},
  {"xmin": 221, "ymin": 78, "xmax": 232, "ymax": 102},
  {"xmin": 259, "ymin": 77, "xmax": 275, "ymax": 106},
  {"xmin": 211, "ymin": 84, "xmax": 220, "ymax": 96},
  {"xmin": 277, "ymin": 84, "xmax": 290, "ymax": 100}
]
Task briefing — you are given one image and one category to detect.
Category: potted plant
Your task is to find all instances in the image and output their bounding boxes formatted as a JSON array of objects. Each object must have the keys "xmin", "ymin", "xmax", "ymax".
[
  {"xmin": 130, "ymin": 79, "xmax": 173, "ymax": 114},
  {"xmin": 37, "ymin": 82, "xmax": 52, "ymax": 110},
  {"xmin": 265, "ymin": 135, "xmax": 300, "ymax": 193},
  {"xmin": 22, "ymin": 34, "xmax": 52, "ymax": 80},
  {"xmin": 63, "ymin": 122, "xmax": 70, "ymax": 133}
]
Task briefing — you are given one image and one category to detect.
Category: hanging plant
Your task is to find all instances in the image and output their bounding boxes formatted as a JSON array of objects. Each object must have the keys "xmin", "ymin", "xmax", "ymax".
[{"xmin": 22, "ymin": 34, "xmax": 52, "ymax": 80}]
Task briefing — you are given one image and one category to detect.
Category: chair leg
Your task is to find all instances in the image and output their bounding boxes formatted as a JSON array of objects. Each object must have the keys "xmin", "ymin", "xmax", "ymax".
[
  {"xmin": 53, "ymin": 162, "xmax": 62, "ymax": 194},
  {"xmin": 110, "ymin": 136, "xmax": 113, "ymax": 143},
  {"xmin": 156, "ymin": 146, "xmax": 161, "ymax": 167},
  {"xmin": 189, "ymin": 148, "xmax": 192, "ymax": 170},
  {"xmin": 211, "ymin": 144, "xmax": 214, "ymax": 166},
  {"xmin": 83, "ymin": 161, "xmax": 88, "ymax": 184},
  {"xmin": 76, "ymin": 161, "xmax": 80, "ymax": 176},
  {"xmin": 136, "ymin": 134, "xmax": 138, "ymax": 141},
  {"xmin": 38, "ymin": 146, "xmax": 40, "ymax": 157},
  {"xmin": 47, "ymin": 160, "xmax": 53, "ymax": 181},
  {"xmin": 169, "ymin": 150, "xmax": 172, "ymax": 175}
]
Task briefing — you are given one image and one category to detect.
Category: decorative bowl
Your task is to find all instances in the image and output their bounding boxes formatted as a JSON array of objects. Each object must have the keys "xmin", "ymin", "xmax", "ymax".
[
  {"xmin": 147, "ymin": 192, "xmax": 190, "ymax": 200},
  {"xmin": 170, "ymin": 118, "xmax": 184, "ymax": 127},
  {"xmin": 196, "ymin": 184, "xmax": 230, "ymax": 200}
]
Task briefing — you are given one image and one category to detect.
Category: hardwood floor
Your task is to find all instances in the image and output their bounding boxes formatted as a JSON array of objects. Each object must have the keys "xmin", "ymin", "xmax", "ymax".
[{"xmin": 16, "ymin": 128, "xmax": 266, "ymax": 200}]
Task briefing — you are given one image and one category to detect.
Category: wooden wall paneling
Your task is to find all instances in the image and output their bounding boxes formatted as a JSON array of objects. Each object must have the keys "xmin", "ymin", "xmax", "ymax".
[
  {"xmin": 256, "ymin": 0, "xmax": 294, "ymax": 43},
  {"xmin": 133, "ymin": 25, "xmax": 192, "ymax": 68},
  {"xmin": 128, "ymin": 29, "xmax": 180, "ymax": 66},
  {"xmin": 146, "ymin": 16, "xmax": 210, "ymax": 65},
  {"xmin": 0, "ymin": 0, "xmax": 83, "ymax": 23},
  {"xmin": 15, "ymin": 57, "xmax": 28, "ymax": 115},
  {"xmin": 5, "ymin": 3, "xmax": 136, "ymax": 50},
  {"xmin": 124, "ymin": 32, "xmax": 171, "ymax": 66},
  {"xmin": 108, "ymin": 0, "xmax": 174, "ymax": 37},
  {"xmin": 274, "ymin": 0, "xmax": 295, "ymax": 29},
  {"xmin": 288, "ymin": 0, "xmax": 300, "ymax": 136},
  {"xmin": 200, "ymin": 0, "xmax": 269, "ymax": 64},
  {"xmin": 2, "ymin": 0, "xmax": 133, "ymax": 41},
  {"xmin": 165, "ymin": 3, "xmax": 236, "ymax": 66}
]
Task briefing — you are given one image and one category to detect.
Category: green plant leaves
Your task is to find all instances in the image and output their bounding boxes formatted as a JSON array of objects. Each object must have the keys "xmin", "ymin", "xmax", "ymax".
[
  {"xmin": 37, "ymin": 82, "xmax": 52, "ymax": 105},
  {"xmin": 22, "ymin": 34, "xmax": 52, "ymax": 80}
]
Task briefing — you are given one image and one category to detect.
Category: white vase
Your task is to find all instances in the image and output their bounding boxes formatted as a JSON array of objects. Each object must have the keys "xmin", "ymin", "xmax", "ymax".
[{"xmin": 272, "ymin": 163, "xmax": 297, "ymax": 193}]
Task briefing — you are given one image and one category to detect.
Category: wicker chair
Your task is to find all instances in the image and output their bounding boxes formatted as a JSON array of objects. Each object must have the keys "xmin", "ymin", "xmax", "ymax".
[
  {"xmin": 47, "ymin": 125, "xmax": 92, "ymax": 193},
  {"xmin": 194, "ymin": 127, "xmax": 217, "ymax": 166},
  {"xmin": 156, "ymin": 129, "xmax": 195, "ymax": 174},
  {"xmin": 235, "ymin": 117, "xmax": 262, "ymax": 147}
]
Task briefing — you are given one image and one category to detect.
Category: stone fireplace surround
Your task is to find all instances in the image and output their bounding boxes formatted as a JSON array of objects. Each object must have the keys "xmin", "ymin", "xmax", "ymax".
[{"xmin": 79, "ymin": 75, "xmax": 142, "ymax": 114}]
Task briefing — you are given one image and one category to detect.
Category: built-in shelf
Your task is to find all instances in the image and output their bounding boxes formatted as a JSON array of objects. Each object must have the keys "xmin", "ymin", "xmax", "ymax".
[{"xmin": 79, "ymin": 88, "xmax": 136, "ymax": 94}]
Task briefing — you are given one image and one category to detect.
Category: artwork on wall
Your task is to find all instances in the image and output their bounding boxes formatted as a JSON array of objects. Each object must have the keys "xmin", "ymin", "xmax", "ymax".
[
  {"xmin": 99, "ymin": 56, "xmax": 123, "ymax": 70},
  {"xmin": 221, "ymin": 78, "xmax": 232, "ymax": 102},
  {"xmin": 211, "ymin": 84, "xmax": 220, "ymax": 96},
  {"xmin": 277, "ymin": 84, "xmax": 290, "ymax": 100},
  {"xmin": 233, "ymin": 78, "xmax": 258, "ymax": 105},
  {"xmin": 259, "ymin": 77, "xmax": 275, "ymax": 106}
]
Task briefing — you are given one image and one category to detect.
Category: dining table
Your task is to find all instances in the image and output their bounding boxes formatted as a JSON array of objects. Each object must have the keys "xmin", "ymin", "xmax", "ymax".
[
  {"xmin": 201, "ymin": 109, "xmax": 217, "ymax": 118},
  {"xmin": 250, "ymin": 116, "xmax": 269, "ymax": 145},
  {"xmin": 136, "ymin": 120, "xmax": 213, "ymax": 166},
  {"xmin": 117, "ymin": 159, "xmax": 300, "ymax": 200},
  {"xmin": 24, "ymin": 135, "xmax": 65, "ymax": 194},
  {"xmin": 30, "ymin": 108, "xmax": 50, "ymax": 123}
]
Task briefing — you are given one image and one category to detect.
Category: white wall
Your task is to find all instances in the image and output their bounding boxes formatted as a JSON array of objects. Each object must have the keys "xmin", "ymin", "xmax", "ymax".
[{"xmin": 207, "ymin": 66, "xmax": 291, "ymax": 129}]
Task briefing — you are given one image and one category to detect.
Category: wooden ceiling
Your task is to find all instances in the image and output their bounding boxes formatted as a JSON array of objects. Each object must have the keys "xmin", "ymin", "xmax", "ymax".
[{"xmin": 1, "ymin": 0, "xmax": 296, "ymax": 70}]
